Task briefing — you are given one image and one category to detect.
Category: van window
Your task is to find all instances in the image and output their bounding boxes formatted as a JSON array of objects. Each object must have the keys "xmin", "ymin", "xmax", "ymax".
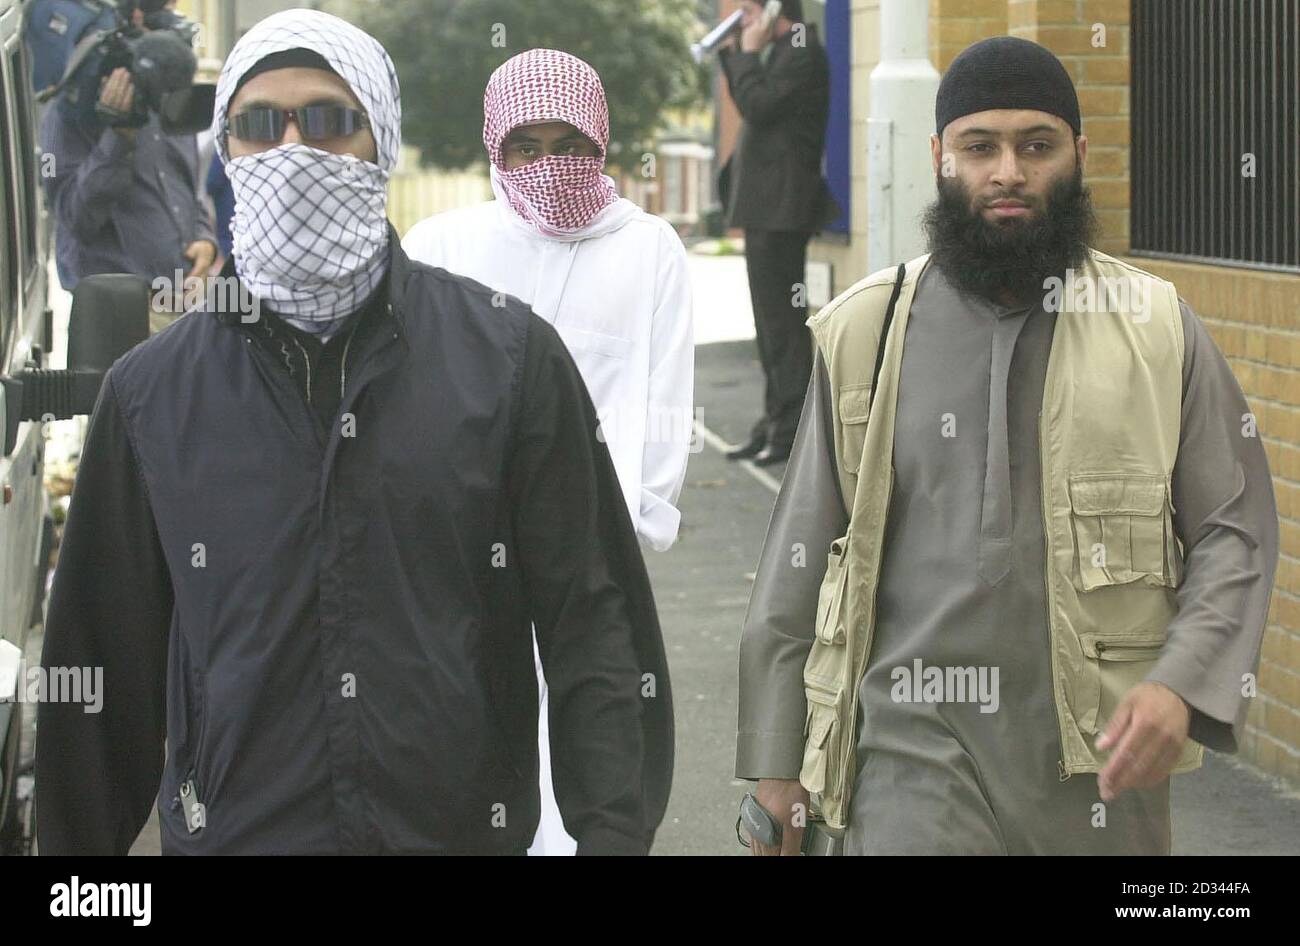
[
  {"xmin": 8, "ymin": 46, "xmax": 38, "ymax": 281},
  {"xmin": 0, "ymin": 54, "xmax": 17, "ymax": 351}
]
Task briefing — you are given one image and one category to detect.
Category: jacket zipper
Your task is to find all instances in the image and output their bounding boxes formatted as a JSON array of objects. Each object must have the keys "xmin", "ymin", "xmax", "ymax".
[
  {"xmin": 178, "ymin": 777, "xmax": 205, "ymax": 833},
  {"xmin": 290, "ymin": 336, "xmax": 312, "ymax": 405},
  {"xmin": 292, "ymin": 320, "xmax": 361, "ymax": 410},
  {"xmin": 1038, "ymin": 408, "xmax": 1071, "ymax": 782},
  {"xmin": 340, "ymin": 320, "xmax": 361, "ymax": 399},
  {"xmin": 171, "ymin": 678, "xmax": 209, "ymax": 833},
  {"xmin": 240, "ymin": 334, "xmax": 325, "ymax": 451},
  {"xmin": 1093, "ymin": 640, "xmax": 1163, "ymax": 659}
]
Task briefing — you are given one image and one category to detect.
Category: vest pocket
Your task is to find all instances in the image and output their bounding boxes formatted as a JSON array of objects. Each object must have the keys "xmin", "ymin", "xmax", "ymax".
[
  {"xmin": 802, "ymin": 535, "xmax": 853, "ymax": 819},
  {"xmin": 799, "ymin": 679, "xmax": 843, "ymax": 798},
  {"xmin": 837, "ymin": 383, "xmax": 872, "ymax": 473},
  {"xmin": 814, "ymin": 537, "xmax": 849, "ymax": 645},
  {"xmin": 1068, "ymin": 474, "xmax": 1179, "ymax": 591},
  {"xmin": 1078, "ymin": 631, "xmax": 1164, "ymax": 734}
]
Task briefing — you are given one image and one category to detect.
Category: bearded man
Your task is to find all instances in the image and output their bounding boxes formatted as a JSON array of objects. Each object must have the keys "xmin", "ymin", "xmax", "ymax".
[
  {"xmin": 735, "ymin": 37, "xmax": 1278, "ymax": 855},
  {"xmin": 36, "ymin": 9, "xmax": 672, "ymax": 856}
]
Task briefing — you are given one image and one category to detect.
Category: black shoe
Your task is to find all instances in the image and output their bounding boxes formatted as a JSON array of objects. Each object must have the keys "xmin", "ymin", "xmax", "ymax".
[
  {"xmin": 725, "ymin": 434, "xmax": 767, "ymax": 461},
  {"xmin": 752, "ymin": 444, "xmax": 791, "ymax": 467}
]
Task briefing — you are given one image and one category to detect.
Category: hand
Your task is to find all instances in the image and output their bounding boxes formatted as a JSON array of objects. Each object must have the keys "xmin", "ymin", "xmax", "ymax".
[
  {"xmin": 1095, "ymin": 681, "xmax": 1191, "ymax": 801},
  {"xmin": 750, "ymin": 778, "xmax": 809, "ymax": 856},
  {"xmin": 98, "ymin": 68, "xmax": 136, "ymax": 138},
  {"xmin": 184, "ymin": 240, "xmax": 217, "ymax": 280},
  {"xmin": 740, "ymin": 15, "xmax": 774, "ymax": 52}
]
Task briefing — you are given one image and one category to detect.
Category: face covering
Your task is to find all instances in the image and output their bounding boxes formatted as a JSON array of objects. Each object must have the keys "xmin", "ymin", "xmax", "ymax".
[
  {"xmin": 491, "ymin": 154, "xmax": 617, "ymax": 238},
  {"xmin": 483, "ymin": 49, "xmax": 618, "ymax": 238},
  {"xmin": 226, "ymin": 143, "xmax": 390, "ymax": 330},
  {"xmin": 211, "ymin": 9, "xmax": 402, "ymax": 335}
]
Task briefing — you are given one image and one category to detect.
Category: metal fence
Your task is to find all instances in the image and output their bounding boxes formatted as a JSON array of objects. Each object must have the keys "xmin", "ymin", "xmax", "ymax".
[{"xmin": 1131, "ymin": 0, "xmax": 1299, "ymax": 273}]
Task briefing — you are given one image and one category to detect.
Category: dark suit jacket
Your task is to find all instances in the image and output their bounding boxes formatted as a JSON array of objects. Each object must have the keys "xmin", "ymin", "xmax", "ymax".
[{"xmin": 718, "ymin": 25, "xmax": 837, "ymax": 233}]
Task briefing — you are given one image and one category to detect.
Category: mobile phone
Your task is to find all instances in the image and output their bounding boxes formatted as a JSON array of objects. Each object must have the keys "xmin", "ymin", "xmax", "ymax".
[
  {"xmin": 760, "ymin": 0, "xmax": 783, "ymax": 30},
  {"xmin": 738, "ymin": 792, "xmax": 783, "ymax": 848}
]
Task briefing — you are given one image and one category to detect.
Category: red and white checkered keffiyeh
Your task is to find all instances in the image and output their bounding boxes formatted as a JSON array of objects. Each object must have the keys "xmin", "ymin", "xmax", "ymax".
[{"xmin": 483, "ymin": 49, "xmax": 618, "ymax": 238}]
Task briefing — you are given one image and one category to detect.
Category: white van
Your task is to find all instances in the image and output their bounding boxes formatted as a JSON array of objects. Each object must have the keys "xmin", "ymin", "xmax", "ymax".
[
  {"xmin": 0, "ymin": 0, "xmax": 151, "ymax": 854},
  {"xmin": 0, "ymin": 0, "xmax": 53, "ymax": 854}
]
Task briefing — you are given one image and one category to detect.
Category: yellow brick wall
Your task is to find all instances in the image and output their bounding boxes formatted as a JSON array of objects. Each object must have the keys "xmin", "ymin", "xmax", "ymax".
[
  {"xmin": 1007, "ymin": 0, "xmax": 1131, "ymax": 254},
  {"xmin": 930, "ymin": 0, "xmax": 1006, "ymax": 71}
]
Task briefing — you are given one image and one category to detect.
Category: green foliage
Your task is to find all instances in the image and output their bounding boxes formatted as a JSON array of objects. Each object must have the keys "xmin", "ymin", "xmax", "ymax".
[{"xmin": 355, "ymin": 0, "xmax": 708, "ymax": 171}]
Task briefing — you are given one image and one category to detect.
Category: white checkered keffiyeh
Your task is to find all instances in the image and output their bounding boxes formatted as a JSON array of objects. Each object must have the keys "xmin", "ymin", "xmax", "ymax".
[
  {"xmin": 483, "ymin": 49, "xmax": 618, "ymax": 238},
  {"xmin": 213, "ymin": 9, "xmax": 401, "ymax": 332}
]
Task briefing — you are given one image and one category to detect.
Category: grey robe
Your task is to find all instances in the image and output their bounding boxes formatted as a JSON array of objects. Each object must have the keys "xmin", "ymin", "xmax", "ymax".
[{"xmin": 736, "ymin": 261, "xmax": 1279, "ymax": 855}]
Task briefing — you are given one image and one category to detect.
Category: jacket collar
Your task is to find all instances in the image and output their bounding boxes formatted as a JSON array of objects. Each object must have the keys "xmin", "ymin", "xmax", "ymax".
[{"xmin": 383, "ymin": 222, "xmax": 416, "ymax": 332}]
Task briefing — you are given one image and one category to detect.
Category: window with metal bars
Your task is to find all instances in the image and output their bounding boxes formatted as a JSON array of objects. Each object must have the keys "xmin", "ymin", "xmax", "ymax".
[{"xmin": 1131, "ymin": 0, "xmax": 1299, "ymax": 273}]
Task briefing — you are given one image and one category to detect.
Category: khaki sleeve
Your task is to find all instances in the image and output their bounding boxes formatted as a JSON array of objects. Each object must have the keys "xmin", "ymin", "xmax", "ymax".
[{"xmin": 736, "ymin": 350, "xmax": 849, "ymax": 779}]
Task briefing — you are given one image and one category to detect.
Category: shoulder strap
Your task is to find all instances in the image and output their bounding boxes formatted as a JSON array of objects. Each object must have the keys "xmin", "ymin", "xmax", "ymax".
[{"xmin": 866, "ymin": 262, "xmax": 906, "ymax": 415}]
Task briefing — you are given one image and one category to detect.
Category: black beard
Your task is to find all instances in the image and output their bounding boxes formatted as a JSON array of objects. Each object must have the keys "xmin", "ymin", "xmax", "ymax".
[{"xmin": 922, "ymin": 167, "xmax": 1097, "ymax": 304}]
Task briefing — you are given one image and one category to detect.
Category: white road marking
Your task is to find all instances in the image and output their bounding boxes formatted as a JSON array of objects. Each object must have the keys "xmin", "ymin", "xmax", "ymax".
[{"xmin": 693, "ymin": 419, "xmax": 782, "ymax": 496}]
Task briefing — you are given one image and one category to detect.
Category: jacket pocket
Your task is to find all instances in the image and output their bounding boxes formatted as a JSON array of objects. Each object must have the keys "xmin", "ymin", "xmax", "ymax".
[
  {"xmin": 798, "ymin": 678, "xmax": 843, "ymax": 799},
  {"xmin": 813, "ymin": 537, "xmax": 849, "ymax": 645},
  {"xmin": 837, "ymin": 384, "xmax": 871, "ymax": 474},
  {"xmin": 801, "ymin": 535, "xmax": 853, "ymax": 814},
  {"xmin": 175, "ymin": 672, "xmax": 210, "ymax": 835},
  {"xmin": 1068, "ymin": 474, "xmax": 1181, "ymax": 592},
  {"xmin": 1078, "ymin": 631, "xmax": 1164, "ymax": 735}
]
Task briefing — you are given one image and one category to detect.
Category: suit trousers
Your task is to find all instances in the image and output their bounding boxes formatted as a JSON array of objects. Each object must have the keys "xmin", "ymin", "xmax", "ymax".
[{"xmin": 743, "ymin": 228, "xmax": 814, "ymax": 449}]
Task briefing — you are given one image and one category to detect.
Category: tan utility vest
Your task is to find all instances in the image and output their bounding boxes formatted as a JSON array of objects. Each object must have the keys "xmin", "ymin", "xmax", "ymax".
[{"xmin": 800, "ymin": 248, "xmax": 1203, "ymax": 830}]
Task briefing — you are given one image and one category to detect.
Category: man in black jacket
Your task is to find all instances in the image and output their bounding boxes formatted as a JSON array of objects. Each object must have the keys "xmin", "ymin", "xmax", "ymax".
[
  {"xmin": 35, "ymin": 8, "xmax": 672, "ymax": 856},
  {"xmin": 718, "ymin": 0, "xmax": 836, "ymax": 466}
]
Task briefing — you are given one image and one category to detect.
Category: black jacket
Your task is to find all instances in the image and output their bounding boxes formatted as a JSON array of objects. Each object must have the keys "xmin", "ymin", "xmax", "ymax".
[
  {"xmin": 718, "ymin": 25, "xmax": 838, "ymax": 233},
  {"xmin": 36, "ymin": 233, "xmax": 674, "ymax": 855}
]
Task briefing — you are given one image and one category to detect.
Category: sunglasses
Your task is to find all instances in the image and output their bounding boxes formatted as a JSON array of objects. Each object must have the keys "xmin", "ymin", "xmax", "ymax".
[{"xmin": 227, "ymin": 104, "xmax": 370, "ymax": 144}]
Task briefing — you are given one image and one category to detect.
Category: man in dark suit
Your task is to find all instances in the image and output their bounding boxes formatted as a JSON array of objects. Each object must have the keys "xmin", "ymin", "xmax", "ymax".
[{"xmin": 718, "ymin": 0, "xmax": 836, "ymax": 466}]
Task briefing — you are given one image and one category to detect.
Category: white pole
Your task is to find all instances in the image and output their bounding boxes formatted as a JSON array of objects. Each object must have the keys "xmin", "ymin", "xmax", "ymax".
[{"xmin": 866, "ymin": 0, "xmax": 941, "ymax": 274}]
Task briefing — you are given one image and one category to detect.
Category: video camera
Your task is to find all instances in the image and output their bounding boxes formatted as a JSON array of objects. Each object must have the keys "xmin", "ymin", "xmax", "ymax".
[{"xmin": 33, "ymin": 0, "xmax": 215, "ymax": 135}]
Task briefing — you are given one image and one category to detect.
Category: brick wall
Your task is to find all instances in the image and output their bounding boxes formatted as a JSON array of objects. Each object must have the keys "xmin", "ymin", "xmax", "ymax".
[
  {"xmin": 930, "ymin": 0, "xmax": 1006, "ymax": 71},
  {"xmin": 1007, "ymin": 0, "xmax": 1131, "ymax": 254}
]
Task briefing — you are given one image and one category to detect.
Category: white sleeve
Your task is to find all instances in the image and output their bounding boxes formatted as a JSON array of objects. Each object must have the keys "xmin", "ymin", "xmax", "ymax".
[
  {"xmin": 400, "ymin": 217, "xmax": 441, "ymax": 265},
  {"xmin": 637, "ymin": 224, "xmax": 695, "ymax": 552}
]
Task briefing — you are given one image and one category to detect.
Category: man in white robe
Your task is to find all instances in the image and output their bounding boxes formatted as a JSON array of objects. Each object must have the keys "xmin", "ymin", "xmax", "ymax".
[{"xmin": 403, "ymin": 48, "xmax": 694, "ymax": 855}]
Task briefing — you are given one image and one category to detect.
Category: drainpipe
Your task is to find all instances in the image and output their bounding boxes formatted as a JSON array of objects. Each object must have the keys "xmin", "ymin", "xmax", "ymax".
[{"xmin": 866, "ymin": 0, "xmax": 941, "ymax": 274}]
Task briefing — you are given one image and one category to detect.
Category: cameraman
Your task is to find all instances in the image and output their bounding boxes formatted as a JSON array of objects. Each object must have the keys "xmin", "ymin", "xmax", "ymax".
[{"xmin": 40, "ymin": 0, "xmax": 215, "ymax": 328}]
